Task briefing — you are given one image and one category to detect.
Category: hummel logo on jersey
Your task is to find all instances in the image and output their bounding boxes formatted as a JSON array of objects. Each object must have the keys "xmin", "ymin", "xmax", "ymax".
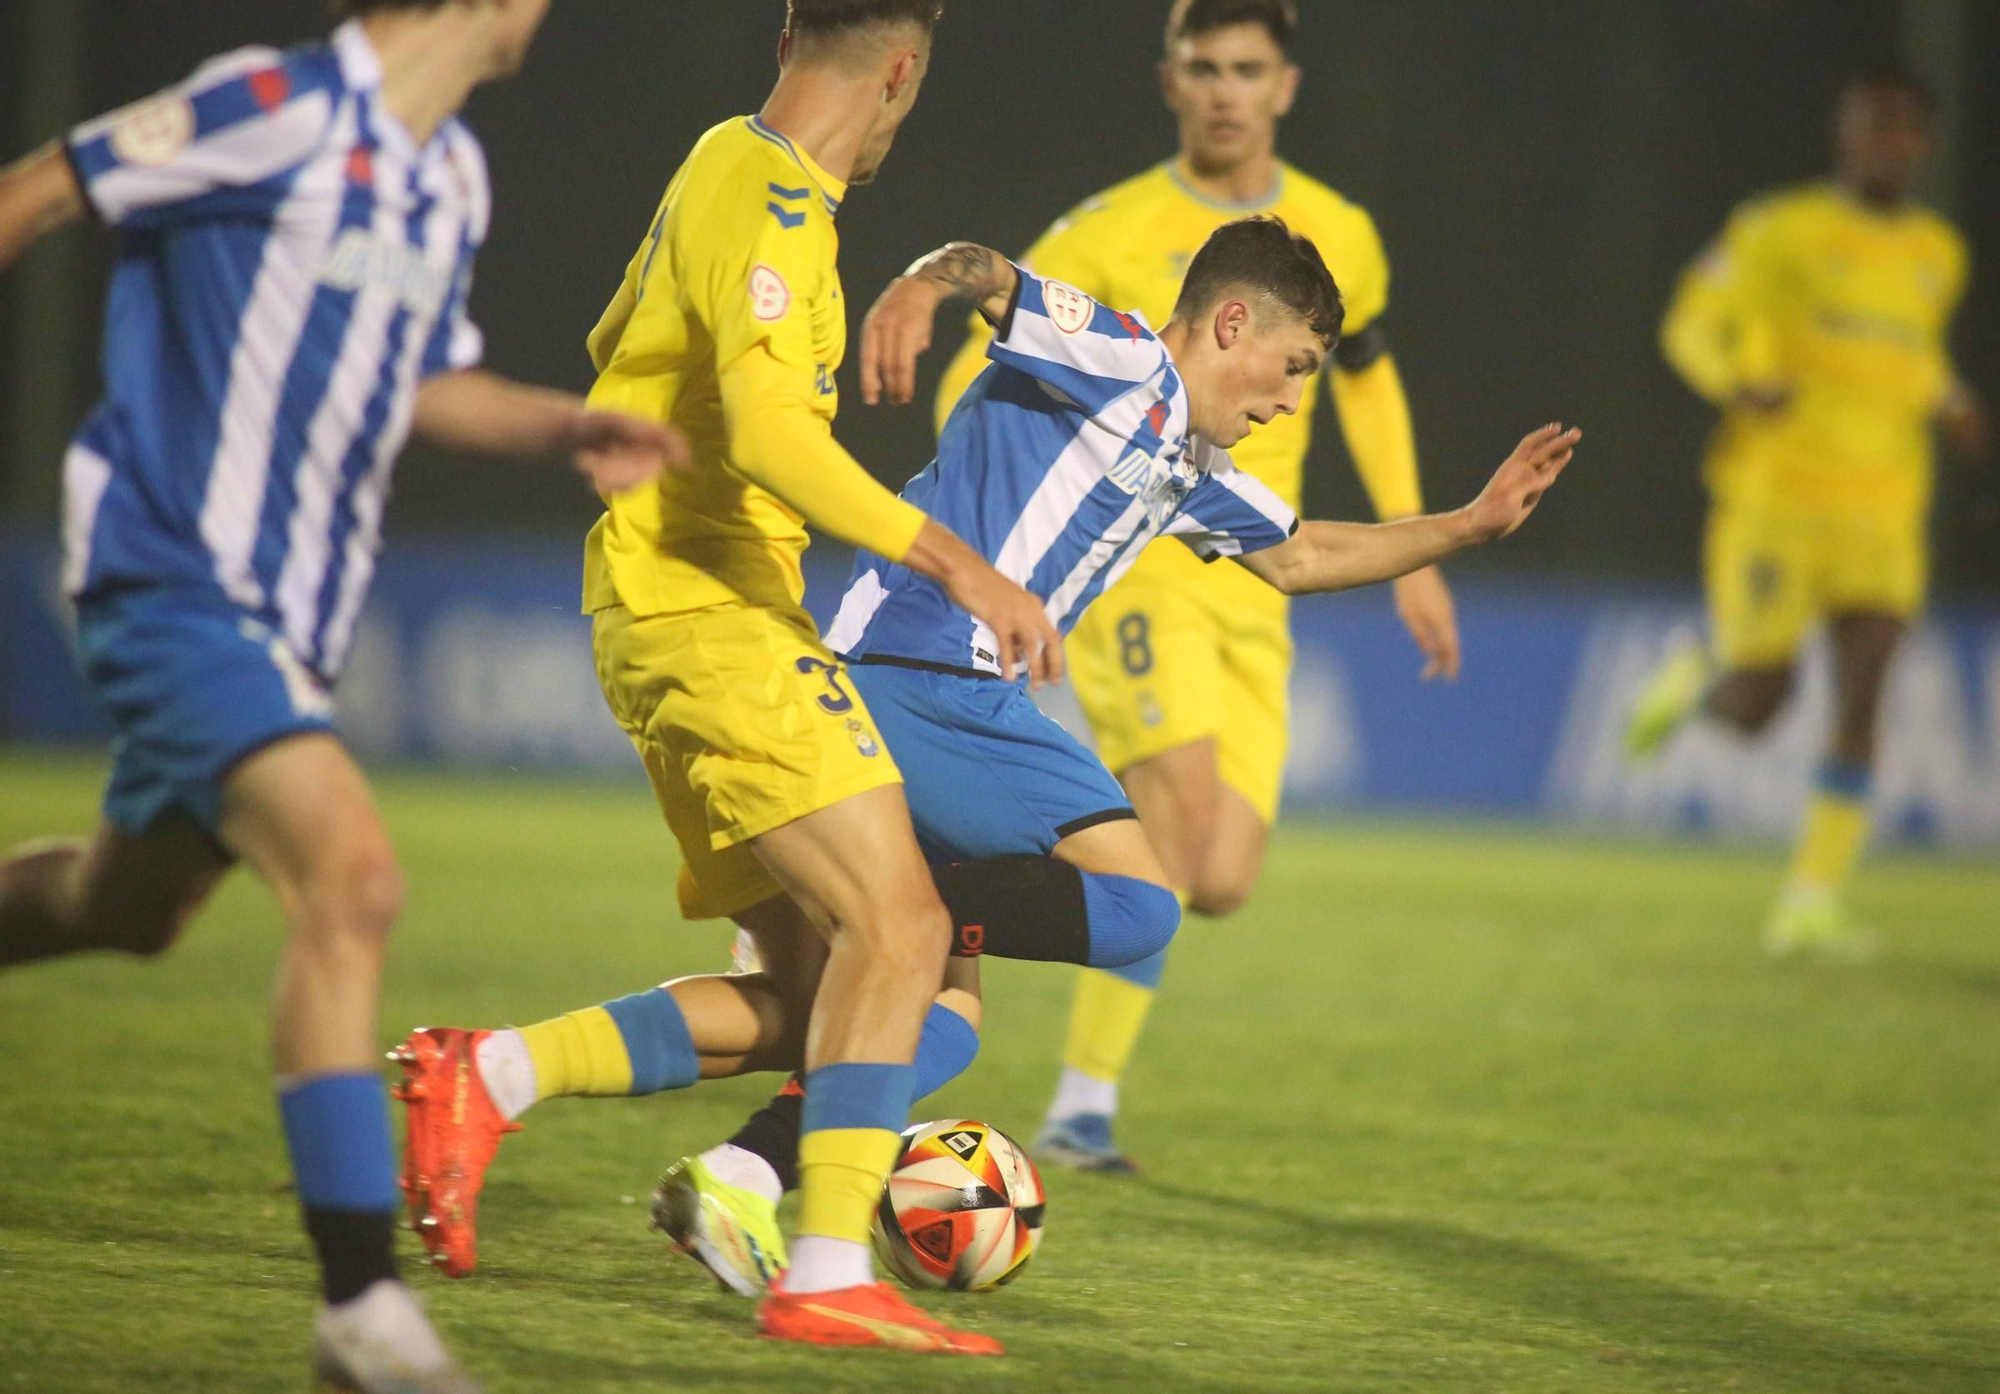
[{"xmin": 319, "ymin": 230, "xmax": 454, "ymax": 315}]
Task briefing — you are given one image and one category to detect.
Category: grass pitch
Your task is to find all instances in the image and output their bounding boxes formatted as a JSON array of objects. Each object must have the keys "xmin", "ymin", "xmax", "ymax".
[{"xmin": 1, "ymin": 748, "xmax": 1997, "ymax": 1392}]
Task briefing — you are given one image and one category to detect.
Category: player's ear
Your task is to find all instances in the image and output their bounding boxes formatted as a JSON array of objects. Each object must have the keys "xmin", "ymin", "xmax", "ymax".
[
  {"xmin": 1275, "ymin": 62, "xmax": 1301, "ymax": 118},
  {"xmin": 777, "ymin": 27, "xmax": 793, "ymax": 69},
  {"xmin": 885, "ymin": 47, "xmax": 921, "ymax": 104},
  {"xmin": 1214, "ymin": 298, "xmax": 1251, "ymax": 350}
]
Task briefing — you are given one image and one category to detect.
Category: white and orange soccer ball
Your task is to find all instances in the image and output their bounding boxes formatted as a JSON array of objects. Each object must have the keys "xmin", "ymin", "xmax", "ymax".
[{"xmin": 872, "ymin": 1119, "xmax": 1046, "ymax": 1292}]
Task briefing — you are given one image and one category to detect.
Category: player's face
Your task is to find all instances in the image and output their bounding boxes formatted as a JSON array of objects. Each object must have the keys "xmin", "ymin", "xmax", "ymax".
[
  {"xmin": 487, "ymin": 0, "xmax": 554, "ymax": 77},
  {"xmin": 1835, "ymin": 86, "xmax": 1931, "ymax": 203},
  {"xmin": 852, "ymin": 38, "xmax": 933, "ymax": 186},
  {"xmin": 1199, "ymin": 304, "xmax": 1322, "ymax": 448},
  {"xmin": 1161, "ymin": 24, "xmax": 1299, "ymax": 173}
]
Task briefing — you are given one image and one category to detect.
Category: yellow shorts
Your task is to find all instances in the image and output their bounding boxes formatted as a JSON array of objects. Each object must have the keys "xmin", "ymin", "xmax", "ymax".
[
  {"xmin": 1705, "ymin": 502, "xmax": 1928, "ymax": 669},
  {"xmin": 592, "ymin": 601, "xmax": 902, "ymax": 921},
  {"xmin": 1068, "ymin": 580, "xmax": 1290, "ymax": 825}
]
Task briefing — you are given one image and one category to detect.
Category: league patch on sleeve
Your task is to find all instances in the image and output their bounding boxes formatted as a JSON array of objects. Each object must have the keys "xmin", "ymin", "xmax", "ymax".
[
  {"xmin": 750, "ymin": 264, "xmax": 792, "ymax": 322},
  {"xmin": 109, "ymin": 94, "xmax": 196, "ymax": 168},
  {"xmin": 1043, "ymin": 280, "xmax": 1096, "ymax": 335}
]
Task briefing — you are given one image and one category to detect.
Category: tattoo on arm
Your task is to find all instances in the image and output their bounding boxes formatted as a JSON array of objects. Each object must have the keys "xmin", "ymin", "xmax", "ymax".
[{"xmin": 912, "ymin": 242, "xmax": 1009, "ymax": 302}]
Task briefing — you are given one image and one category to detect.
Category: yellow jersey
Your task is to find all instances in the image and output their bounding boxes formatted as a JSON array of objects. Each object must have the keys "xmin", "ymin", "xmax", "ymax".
[
  {"xmin": 1662, "ymin": 181, "xmax": 1968, "ymax": 516},
  {"xmin": 583, "ymin": 117, "xmax": 852, "ymax": 616},
  {"xmin": 937, "ymin": 160, "xmax": 1392, "ymax": 607}
]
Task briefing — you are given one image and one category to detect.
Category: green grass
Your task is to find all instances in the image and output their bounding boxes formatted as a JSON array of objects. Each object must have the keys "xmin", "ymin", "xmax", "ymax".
[{"xmin": 1, "ymin": 748, "xmax": 1997, "ymax": 1392}]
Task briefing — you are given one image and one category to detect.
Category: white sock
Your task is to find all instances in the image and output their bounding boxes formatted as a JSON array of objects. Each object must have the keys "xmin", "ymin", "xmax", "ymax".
[
  {"xmin": 473, "ymin": 1030, "xmax": 538, "ymax": 1122},
  {"xmin": 782, "ymin": 1235, "xmax": 874, "ymax": 1294},
  {"xmin": 1048, "ymin": 1065, "xmax": 1118, "ymax": 1122},
  {"xmin": 697, "ymin": 1143, "xmax": 783, "ymax": 1204}
]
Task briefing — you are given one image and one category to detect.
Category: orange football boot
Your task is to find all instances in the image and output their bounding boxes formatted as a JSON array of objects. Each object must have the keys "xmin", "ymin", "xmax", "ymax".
[
  {"xmin": 389, "ymin": 1027, "xmax": 519, "ymax": 1278},
  {"xmin": 757, "ymin": 1279, "xmax": 1004, "ymax": 1355}
]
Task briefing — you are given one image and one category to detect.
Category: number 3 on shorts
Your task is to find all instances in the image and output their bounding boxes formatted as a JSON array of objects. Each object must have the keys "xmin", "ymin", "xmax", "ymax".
[{"xmin": 1117, "ymin": 612, "xmax": 1153, "ymax": 677}]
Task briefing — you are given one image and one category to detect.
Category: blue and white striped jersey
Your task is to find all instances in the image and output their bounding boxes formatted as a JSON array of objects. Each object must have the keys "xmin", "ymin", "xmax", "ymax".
[
  {"xmin": 60, "ymin": 21, "xmax": 488, "ymax": 680},
  {"xmin": 825, "ymin": 268, "xmax": 1298, "ymax": 676}
]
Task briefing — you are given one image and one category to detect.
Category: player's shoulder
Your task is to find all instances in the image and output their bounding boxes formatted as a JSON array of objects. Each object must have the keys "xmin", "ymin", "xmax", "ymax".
[
  {"xmin": 1731, "ymin": 182, "xmax": 1827, "ymax": 234},
  {"xmin": 1275, "ymin": 164, "xmax": 1378, "ymax": 233},
  {"xmin": 1902, "ymin": 200, "xmax": 1967, "ymax": 264},
  {"xmin": 674, "ymin": 118, "xmax": 836, "ymax": 233},
  {"xmin": 1040, "ymin": 164, "xmax": 1180, "ymax": 239}
]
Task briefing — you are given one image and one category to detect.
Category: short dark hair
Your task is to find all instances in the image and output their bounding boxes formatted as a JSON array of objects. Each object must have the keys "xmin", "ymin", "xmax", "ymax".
[
  {"xmin": 1174, "ymin": 216, "xmax": 1343, "ymax": 345},
  {"xmin": 1841, "ymin": 64, "xmax": 1936, "ymax": 115},
  {"xmin": 328, "ymin": 0, "xmax": 446, "ymax": 18},
  {"xmin": 787, "ymin": 0, "xmax": 945, "ymax": 39},
  {"xmin": 1167, "ymin": 0, "xmax": 1297, "ymax": 53}
]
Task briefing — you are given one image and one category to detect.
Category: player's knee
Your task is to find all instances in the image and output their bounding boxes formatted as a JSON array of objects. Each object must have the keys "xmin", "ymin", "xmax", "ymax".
[
  {"xmin": 1188, "ymin": 872, "xmax": 1253, "ymax": 919},
  {"xmin": 846, "ymin": 884, "xmax": 952, "ymax": 965},
  {"xmin": 302, "ymin": 840, "xmax": 406, "ymax": 951},
  {"xmin": 1710, "ymin": 669, "xmax": 1791, "ymax": 734},
  {"xmin": 1087, "ymin": 876, "xmax": 1181, "ymax": 968}
]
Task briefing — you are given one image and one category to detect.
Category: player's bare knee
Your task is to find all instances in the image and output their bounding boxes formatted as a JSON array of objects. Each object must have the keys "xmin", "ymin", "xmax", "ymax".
[
  {"xmin": 300, "ymin": 841, "xmax": 406, "ymax": 952},
  {"xmin": 1188, "ymin": 875, "xmax": 1251, "ymax": 919},
  {"xmin": 1709, "ymin": 668, "xmax": 1792, "ymax": 734}
]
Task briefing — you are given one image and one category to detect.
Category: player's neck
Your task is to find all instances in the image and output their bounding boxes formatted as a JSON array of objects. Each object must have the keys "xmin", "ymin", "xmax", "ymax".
[
  {"xmin": 1835, "ymin": 172, "xmax": 1909, "ymax": 215},
  {"xmin": 759, "ymin": 69, "xmax": 876, "ymax": 188},
  {"xmin": 362, "ymin": 12, "xmax": 495, "ymax": 146},
  {"xmin": 1176, "ymin": 148, "xmax": 1280, "ymax": 207}
]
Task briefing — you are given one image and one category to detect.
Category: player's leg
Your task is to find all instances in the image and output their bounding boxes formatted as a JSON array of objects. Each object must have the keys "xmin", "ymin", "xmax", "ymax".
[
  {"xmin": 215, "ymin": 734, "xmax": 478, "ymax": 1392},
  {"xmin": 0, "ymin": 817, "xmax": 224, "ymax": 969},
  {"xmin": 1043, "ymin": 588, "xmax": 1217, "ymax": 1167},
  {"xmin": 1765, "ymin": 610, "xmax": 1902, "ymax": 957},
  {"xmin": 1628, "ymin": 501, "xmax": 1806, "ymax": 756}
]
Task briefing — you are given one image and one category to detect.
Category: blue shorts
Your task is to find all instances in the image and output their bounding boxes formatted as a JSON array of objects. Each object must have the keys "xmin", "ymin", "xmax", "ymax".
[
  {"xmin": 75, "ymin": 587, "xmax": 337, "ymax": 838},
  {"xmin": 848, "ymin": 659, "xmax": 1134, "ymax": 863}
]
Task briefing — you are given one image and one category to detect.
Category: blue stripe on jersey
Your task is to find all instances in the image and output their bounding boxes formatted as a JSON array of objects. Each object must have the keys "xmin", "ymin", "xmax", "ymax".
[{"xmin": 1022, "ymin": 475, "xmax": 1145, "ymax": 599}]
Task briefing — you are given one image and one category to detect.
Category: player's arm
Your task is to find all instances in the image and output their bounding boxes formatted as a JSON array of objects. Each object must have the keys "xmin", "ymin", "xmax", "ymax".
[
  {"xmin": 932, "ymin": 208, "xmax": 1105, "ymax": 433},
  {"xmin": 1661, "ymin": 207, "xmax": 1789, "ymax": 413},
  {"xmin": 412, "ymin": 369, "xmax": 684, "ymax": 493},
  {"xmin": 862, "ymin": 242, "xmax": 1019, "ymax": 407},
  {"xmin": 0, "ymin": 143, "xmax": 86, "ymax": 271},
  {"xmin": 1238, "ymin": 425, "xmax": 1579, "ymax": 596}
]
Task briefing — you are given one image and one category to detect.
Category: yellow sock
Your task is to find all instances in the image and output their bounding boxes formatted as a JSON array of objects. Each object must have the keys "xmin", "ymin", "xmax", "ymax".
[
  {"xmin": 1788, "ymin": 791, "xmax": 1870, "ymax": 894},
  {"xmin": 518, "ymin": 1005, "xmax": 634, "ymax": 1100},
  {"xmin": 797, "ymin": 1128, "xmax": 903, "ymax": 1243},
  {"xmin": 1063, "ymin": 968, "xmax": 1158, "ymax": 1083}
]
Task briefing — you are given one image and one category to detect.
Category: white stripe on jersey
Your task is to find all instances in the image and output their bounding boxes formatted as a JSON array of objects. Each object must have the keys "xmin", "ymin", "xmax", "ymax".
[
  {"xmin": 273, "ymin": 127, "xmax": 409, "ymax": 656},
  {"xmin": 1043, "ymin": 496, "xmax": 1149, "ymax": 628},
  {"xmin": 196, "ymin": 99, "xmax": 355, "ymax": 610},
  {"xmin": 823, "ymin": 566, "xmax": 889, "ymax": 658},
  {"xmin": 60, "ymin": 445, "xmax": 114, "ymax": 597},
  {"xmin": 85, "ymin": 92, "xmax": 334, "ymax": 227},
  {"xmin": 320, "ymin": 145, "xmax": 466, "ymax": 673}
]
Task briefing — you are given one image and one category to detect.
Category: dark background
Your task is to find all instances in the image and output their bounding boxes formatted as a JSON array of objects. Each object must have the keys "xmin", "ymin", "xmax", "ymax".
[{"xmin": 4, "ymin": 0, "xmax": 1995, "ymax": 594}]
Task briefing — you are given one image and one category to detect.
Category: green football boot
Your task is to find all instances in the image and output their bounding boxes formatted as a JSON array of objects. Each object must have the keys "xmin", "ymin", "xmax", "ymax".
[
  {"xmin": 651, "ymin": 1155, "xmax": 786, "ymax": 1297},
  {"xmin": 1624, "ymin": 631, "xmax": 1710, "ymax": 761},
  {"xmin": 1763, "ymin": 886, "xmax": 1879, "ymax": 962}
]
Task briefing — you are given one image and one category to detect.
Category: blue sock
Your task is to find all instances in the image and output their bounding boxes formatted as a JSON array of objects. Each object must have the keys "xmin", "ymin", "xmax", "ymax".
[
  {"xmin": 279, "ymin": 1072, "xmax": 399, "ymax": 1304},
  {"xmin": 1816, "ymin": 757, "xmax": 1872, "ymax": 800},
  {"xmin": 601, "ymin": 987, "xmax": 701, "ymax": 1093},
  {"xmin": 1108, "ymin": 943, "xmax": 1169, "ymax": 989},
  {"xmin": 1082, "ymin": 873, "xmax": 1181, "ymax": 970},
  {"xmin": 914, "ymin": 1002, "xmax": 980, "ymax": 1100}
]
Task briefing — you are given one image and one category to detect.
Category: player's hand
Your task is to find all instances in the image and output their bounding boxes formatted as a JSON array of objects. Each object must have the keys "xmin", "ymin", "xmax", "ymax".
[
  {"xmin": 1463, "ymin": 423, "xmax": 1580, "ymax": 543},
  {"xmin": 1732, "ymin": 383, "xmax": 1793, "ymax": 416},
  {"xmin": 570, "ymin": 410, "xmax": 690, "ymax": 494},
  {"xmin": 860, "ymin": 274, "xmax": 947, "ymax": 408},
  {"xmin": 1940, "ymin": 385, "xmax": 1990, "ymax": 460},
  {"xmin": 944, "ymin": 559, "xmax": 1065, "ymax": 689},
  {"xmin": 1392, "ymin": 565, "xmax": 1461, "ymax": 683}
]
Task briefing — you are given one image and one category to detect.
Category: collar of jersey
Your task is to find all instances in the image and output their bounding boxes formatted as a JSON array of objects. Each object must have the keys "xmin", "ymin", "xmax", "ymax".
[
  {"xmin": 333, "ymin": 20, "xmax": 425, "ymax": 160},
  {"xmin": 746, "ymin": 117, "xmax": 846, "ymax": 216},
  {"xmin": 1165, "ymin": 159, "xmax": 1283, "ymax": 213}
]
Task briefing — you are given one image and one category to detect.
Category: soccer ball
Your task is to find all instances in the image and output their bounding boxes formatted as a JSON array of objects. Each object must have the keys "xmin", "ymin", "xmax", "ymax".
[{"xmin": 873, "ymin": 1119, "xmax": 1046, "ymax": 1291}]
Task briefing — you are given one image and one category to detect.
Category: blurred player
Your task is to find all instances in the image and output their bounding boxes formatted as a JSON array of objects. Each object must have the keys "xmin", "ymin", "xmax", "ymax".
[
  {"xmin": 393, "ymin": 218, "xmax": 1579, "ymax": 1302},
  {"xmin": 0, "ymin": 3, "xmax": 681, "ymax": 1390},
  {"xmin": 932, "ymin": 0, "xmax": 1457, "ymax": 1171},
  {"xmin": 1629, "ymin": 68, "xmax": 1985, "ymax": 957},
  {"xmin": 391, "ymin": 0, "xmax": 1059, "ymax": 1357}
]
